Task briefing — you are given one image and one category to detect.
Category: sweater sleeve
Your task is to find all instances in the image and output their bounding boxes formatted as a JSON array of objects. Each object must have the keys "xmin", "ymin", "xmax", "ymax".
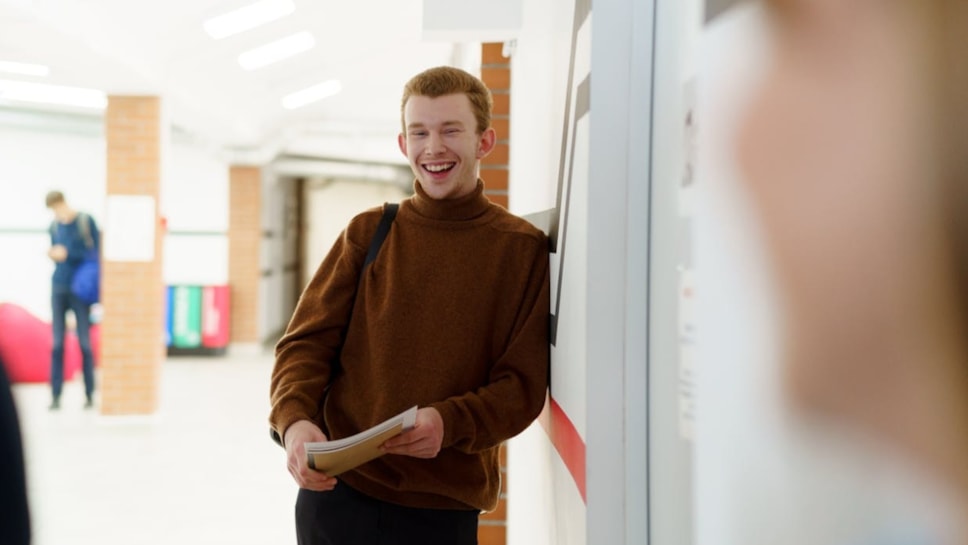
[
  {"xmin": 268, "ymin": 219, "xmax": 370, "ymax": 444},
  {"xmin": 431, "ymin": 239, "xmax": 551, "ymax": 453}
]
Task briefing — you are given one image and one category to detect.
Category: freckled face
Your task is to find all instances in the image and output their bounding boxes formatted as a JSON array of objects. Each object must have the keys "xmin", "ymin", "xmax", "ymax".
[{"xmin": 398, "ymin": 94, "xmax": 496, "ymax": 200}]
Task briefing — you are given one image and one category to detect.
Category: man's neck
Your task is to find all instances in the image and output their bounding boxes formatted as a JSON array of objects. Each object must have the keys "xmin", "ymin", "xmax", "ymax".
[{"xmin": 55, "ymin": 207, "xmax": 77, "ymax": 223}]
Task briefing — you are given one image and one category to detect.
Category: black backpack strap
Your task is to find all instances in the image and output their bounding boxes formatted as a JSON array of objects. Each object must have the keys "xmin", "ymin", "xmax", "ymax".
[
  {"xmin": 270, "ymin": 202, "xmax": 399, "ymax": 449},
  {"xmin": 363, "ymin": 203, "xmax": 398, "ymax": 269}
]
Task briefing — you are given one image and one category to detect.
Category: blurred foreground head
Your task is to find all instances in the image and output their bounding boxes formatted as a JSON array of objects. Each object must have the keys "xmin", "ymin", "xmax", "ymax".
[{"xmin": 738, "ymin": 0, "xmax": 968, "ymax": 513}]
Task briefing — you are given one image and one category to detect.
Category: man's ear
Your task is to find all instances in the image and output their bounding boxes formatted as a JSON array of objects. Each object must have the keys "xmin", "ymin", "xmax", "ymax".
[
  {"xmin": 397, "ymin": 133, "xmax": 408, "ymax": 158},
  {"xmin": 476, "ymin": 127, "xmax": 497, "ymax": 159}
]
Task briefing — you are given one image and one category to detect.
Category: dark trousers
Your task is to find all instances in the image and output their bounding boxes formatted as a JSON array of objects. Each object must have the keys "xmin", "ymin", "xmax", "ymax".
[
  {"xmin": 50, "ymin": 286, "xmax": 95, "ymax": 401},
  {"xmin": 295, "ymin": 482, "xmax": 479, "ymax": 545}
]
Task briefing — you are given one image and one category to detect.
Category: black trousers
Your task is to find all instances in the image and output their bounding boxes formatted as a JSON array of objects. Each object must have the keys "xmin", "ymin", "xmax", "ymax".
[{"xmin": 295, "ymin": 482, "xmax": 479, "ymax": 545}]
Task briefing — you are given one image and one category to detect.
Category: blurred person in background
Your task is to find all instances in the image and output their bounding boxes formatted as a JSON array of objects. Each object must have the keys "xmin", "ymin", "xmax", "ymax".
[
  {"xmin": 45, "ymin": 190, "xmax": 100, "ymax": 410},
  {"xmin": 0, "ymin": 353, "xmax": 30, "ymax": 545},
  {"xmin": 737, "ymin": 0, "xmax": 968, "ymax": 543}
]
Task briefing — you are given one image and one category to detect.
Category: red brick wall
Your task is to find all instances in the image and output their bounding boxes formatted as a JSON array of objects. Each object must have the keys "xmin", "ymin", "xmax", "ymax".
[
  {"xmin": 479, "ymin": 41, "xmax": 511, "ymax": 545},
  {"xmin": 228, "ymin": 166, "xmax": 262, "ymax": 343},
  {"xmin": 481, "ymin": 42, "xmax": 511, "ymax": 210},
  {"xmin": 99, "ymin": 96, "xmax": 165, "ymax": 415},
  {"xmin": 480, "ymin": 443, "xmax": 510, "ymax": 545}
]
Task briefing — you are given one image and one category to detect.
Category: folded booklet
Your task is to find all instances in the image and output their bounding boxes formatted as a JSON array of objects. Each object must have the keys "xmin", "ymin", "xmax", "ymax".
[{"xmin": 306, "ymin": 405, "xmax": 418, "ymax": 476}]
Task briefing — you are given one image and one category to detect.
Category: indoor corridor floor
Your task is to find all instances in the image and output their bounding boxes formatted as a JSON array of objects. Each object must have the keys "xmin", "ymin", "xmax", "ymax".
[{"xmin": 11, "ymin": 350, "xmax": 298, "ymax": 545}]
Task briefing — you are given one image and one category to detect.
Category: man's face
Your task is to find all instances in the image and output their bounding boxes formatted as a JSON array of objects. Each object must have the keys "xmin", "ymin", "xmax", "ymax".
[
  {"xmin": 48, "ymin": 202, "xmax": 70, "ymax": 222},
  {"xmin": 738, "ymin": 1, "xmax": 965, "ymax": 458},
  {"xmin": 398, "ymin": 93, "xmax": 495, "ymax": 200}
]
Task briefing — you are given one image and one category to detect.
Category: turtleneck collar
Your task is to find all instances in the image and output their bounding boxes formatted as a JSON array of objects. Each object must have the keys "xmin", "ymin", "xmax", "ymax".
[{"xmin": 408, "ymin": 179, "xmax": 492, "ymax": 222}]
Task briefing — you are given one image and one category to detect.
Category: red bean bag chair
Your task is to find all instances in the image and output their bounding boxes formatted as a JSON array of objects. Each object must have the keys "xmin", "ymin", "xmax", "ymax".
[{"xmin": 0, "ymin": 303, "xmax": 100, "ymax": 384}]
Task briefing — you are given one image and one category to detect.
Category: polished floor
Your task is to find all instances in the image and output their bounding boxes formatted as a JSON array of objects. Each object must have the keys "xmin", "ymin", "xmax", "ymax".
[{"xmin": 12, "ymin": 350, "xmax": 297, "ymax": 545}]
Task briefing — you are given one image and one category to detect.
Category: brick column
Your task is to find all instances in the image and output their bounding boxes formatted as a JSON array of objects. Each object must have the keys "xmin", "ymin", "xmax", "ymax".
[
  {"xmin": 481, "ymin": 43, "xmax": 511, "ymax": 210},
  {"xmin": 478, "ymin": 41, "xmax": 511, "ymax": 545},
  {"xmin": 228, "ymin": 166, "xmax": 262, "ymax": 344},
  {"xmin": 100, "ymin": 96, "xmax": 165, "ymax": 416}
]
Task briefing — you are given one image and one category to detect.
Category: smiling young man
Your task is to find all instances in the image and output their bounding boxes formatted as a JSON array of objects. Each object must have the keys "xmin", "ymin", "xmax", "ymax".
[{"xmin": 270, "ymin": 66, "xmax": 551, "ymax": 545}]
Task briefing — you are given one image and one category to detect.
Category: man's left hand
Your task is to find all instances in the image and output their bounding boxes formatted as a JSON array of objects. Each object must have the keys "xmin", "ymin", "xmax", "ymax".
[
  {"xmin": 48, "ymin": 245, "xmax": 67, "ymax": 262},
  {"xmin": 381, "ymin": 407, "xmax": 444, "ymax": 458}
]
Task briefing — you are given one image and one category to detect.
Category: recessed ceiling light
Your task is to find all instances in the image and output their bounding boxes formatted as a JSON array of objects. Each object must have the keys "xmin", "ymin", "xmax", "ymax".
[
  {"xmin": 238, "ymin": 31, "xmax": 314, "ymax": 71},
  {"xmin": 281, "ymin": 79, "xmax": 342, "ymax": 110},
  {"xmin": 0, "ymin": 60, "xmax": 50, "ymax": 77},
  {"xmin": 0, "ymin": 79, "xmax": 106, "ymax": 109},
  {"xmin": 203, "ymin": 0, "xmax": 295, "ymax": 40}
]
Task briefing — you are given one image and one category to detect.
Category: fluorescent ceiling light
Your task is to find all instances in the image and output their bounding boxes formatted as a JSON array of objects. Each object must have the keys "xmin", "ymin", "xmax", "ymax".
[
  {"xmin": 0, "ymin": 80, "xmax": 106, "ymax": 109},
  {"xmin": 282, "ymin": 79, "xmax": 342, "ymax": 110},
  {"xmin": 203, "ymin": 0, "xmax": 295, "ymax": 40},
  {"xmin": 238, "ymin": 31, "xmax": 314, "ymax": 70},
  {"xmin": 0, "ymin": 61, "xmax": 50, "ymax": 77}
]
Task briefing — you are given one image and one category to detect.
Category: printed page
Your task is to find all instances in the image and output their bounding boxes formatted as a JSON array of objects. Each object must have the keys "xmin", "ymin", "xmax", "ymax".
[{"xmin": 306, "ymin": 405, "xmax": 417, "ymax": 476}]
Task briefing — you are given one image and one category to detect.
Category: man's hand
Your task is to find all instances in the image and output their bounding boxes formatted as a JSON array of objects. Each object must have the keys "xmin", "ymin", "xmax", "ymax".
[
  {"xmin": 48, "ymin": 245, "xmax": 67, "ymax": 262},
  {"xmin": 381, "ymin": 407, "xmax": 444, "ymax": 458},
  {"xmin": 284, "ymin": 420, "xmax": 338, "ymax": 491}
]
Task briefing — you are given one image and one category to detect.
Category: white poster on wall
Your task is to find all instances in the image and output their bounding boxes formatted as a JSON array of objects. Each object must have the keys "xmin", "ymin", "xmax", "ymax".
[{"xmin": 104, "ymin": 195, "xmax": 156, "ymax": 262}]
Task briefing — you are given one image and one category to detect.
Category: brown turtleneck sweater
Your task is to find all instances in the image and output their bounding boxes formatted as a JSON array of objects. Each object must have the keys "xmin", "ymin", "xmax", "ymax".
[{"xmin": 269, "ymin": 180, "xmax": 550, "ymax": 512}]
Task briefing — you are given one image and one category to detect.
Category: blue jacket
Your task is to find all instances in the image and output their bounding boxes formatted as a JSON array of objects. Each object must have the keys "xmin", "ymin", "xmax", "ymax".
[{"xmin": 50, "ymin": 213, "xmax": 99, "ymax": 290}]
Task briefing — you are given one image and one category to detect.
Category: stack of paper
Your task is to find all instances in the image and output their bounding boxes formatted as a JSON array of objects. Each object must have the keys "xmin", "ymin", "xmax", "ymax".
[{"xmin": 306, "ymin": 405, "xmax": 418, "ymax": 476}]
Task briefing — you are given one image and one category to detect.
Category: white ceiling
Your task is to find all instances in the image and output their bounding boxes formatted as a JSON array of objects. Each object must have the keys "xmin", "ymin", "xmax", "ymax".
[{"xmin": 0, "ymin": 0, "xmax": 480, "ymax": 166}]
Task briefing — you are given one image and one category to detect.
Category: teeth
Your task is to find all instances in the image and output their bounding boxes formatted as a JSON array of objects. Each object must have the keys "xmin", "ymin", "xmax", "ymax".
[{"xmin": 425, "ymin": 163, "xmax": 453, "ymax": 173}]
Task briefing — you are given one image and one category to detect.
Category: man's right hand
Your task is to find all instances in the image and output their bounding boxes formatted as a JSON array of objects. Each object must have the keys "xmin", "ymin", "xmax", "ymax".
[{"xmin": 284, "ymin": 420, "xmax": 338, "ymax": 491}]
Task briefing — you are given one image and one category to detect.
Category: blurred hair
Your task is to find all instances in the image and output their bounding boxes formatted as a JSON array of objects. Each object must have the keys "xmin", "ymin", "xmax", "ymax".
[
  {"xmin": 400, "ymin": 66, "xmax": 493, "ymax": 135},
  {"xmin": 44, "ymin": 191, "xmax": 65, "ymax": 208},
  {"xmin": 922, "ymin": 1, "xmax": 968, "ymax": 324}
]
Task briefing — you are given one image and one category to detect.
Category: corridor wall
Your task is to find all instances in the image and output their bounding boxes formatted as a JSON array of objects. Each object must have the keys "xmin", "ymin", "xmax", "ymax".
[{"xmin": 505, "ymin": 0, "xmax": 693, "ymax": 544}]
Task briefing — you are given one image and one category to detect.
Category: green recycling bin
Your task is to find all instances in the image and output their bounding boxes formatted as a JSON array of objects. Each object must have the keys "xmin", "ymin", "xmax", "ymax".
[{"xmin": 170, "ymin": 285, "xmax": 202, "ymax": 348}]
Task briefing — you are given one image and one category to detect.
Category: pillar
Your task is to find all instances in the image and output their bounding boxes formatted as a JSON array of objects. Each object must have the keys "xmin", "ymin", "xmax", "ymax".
[
  {"xmin": 228, "ymin": 165, "xmax": 262, "ymax": 345},
  {"xmin": 481, "ymin": 42, "xmax": 511, "ymax": 209},
  {"xmin": 479, "ymin": 41, "xmax": 512, "ymax": 545},
  {"xmin": 100, "ymin": 96, "xmax": 165, "ymax": 415}
]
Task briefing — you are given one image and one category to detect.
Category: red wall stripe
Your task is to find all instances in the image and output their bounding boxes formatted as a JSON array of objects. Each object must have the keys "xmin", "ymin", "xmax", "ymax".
[{"xmin": 539, "ymin": 396, "xmax": 587, "ymax": 503}]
